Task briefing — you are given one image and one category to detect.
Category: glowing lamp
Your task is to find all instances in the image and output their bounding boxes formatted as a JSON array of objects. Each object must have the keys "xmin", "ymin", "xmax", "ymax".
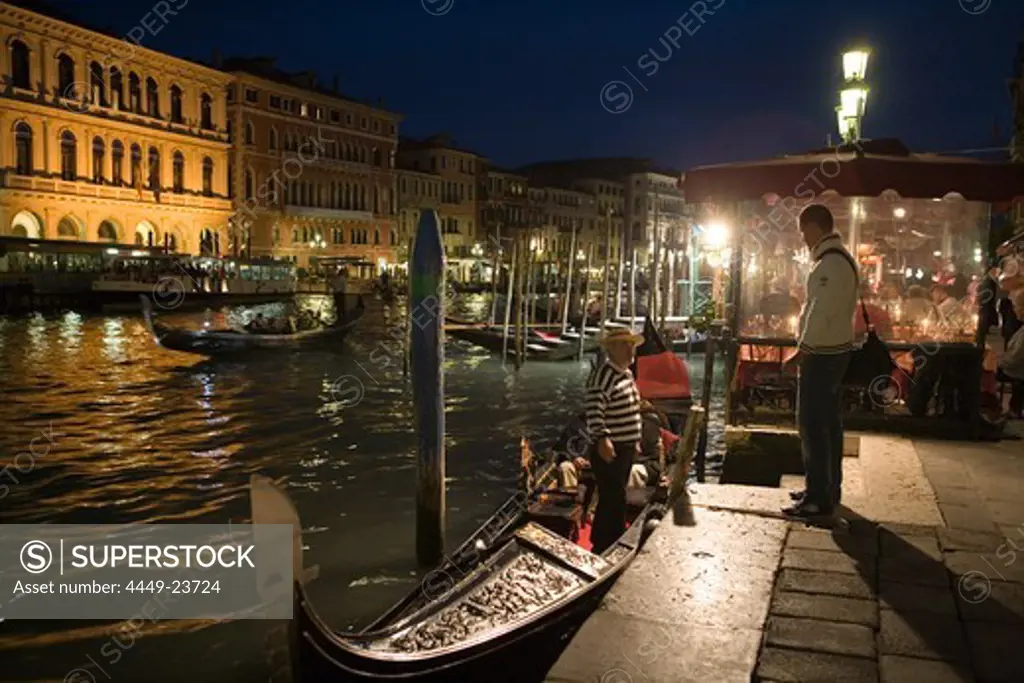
[{"xmin": 842, "ymin": 49, "xmax": 870, "ymax": 81}]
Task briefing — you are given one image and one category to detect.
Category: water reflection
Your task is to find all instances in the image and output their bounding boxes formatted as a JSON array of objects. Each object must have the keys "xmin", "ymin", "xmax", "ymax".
[{"xmin": 0, "ymin": 293, "xmax": 724, "ymax": 682}]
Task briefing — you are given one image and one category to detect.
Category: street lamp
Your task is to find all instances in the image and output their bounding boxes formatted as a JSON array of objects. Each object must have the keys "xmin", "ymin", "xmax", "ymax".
[{"xmin": 837, "ymin": 47, "xmax": 870, "ymax": 144}]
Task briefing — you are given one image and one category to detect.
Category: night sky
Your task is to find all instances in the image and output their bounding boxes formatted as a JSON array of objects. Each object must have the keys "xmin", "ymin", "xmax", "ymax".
[{"xmin": 45, "ymin": 0, "xmax": 1024, "ymax": 170}]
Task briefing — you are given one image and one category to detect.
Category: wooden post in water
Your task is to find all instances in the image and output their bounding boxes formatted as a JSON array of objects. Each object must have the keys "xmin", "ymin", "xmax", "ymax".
[
  {"xmin": 629, "ymin": 248, "xmax": 637, "ymax": 325},
  {"xmin": 527, "ymin": 241, "xmax": 537, "ymax": 329},
  {"xmin": 514, "ymin": 236, "xmax": 525, "ymax": 369},
  {"xmin": 694, "ymin": 325, "xmax": 718, "ymax": 483},
  {"xmin": 410, "ymin": 210, "xmax": 445, "ymax": 567},
  {"xmin": 403, "ymin": 235, "xmax": 414, "ymax": 378},
  {"xmin": 501, "ymin": 241, "xmax": 517, "ymax": 365},
  {"xmin": 578, "ymin": 249, "xmax": 591, "ymax": 361},
  {"xmin": 614, "ymin": 229, "xmax": 625, "ymax": 320},
  {"xmin": 489, "ymin": 223, "xmax": 501, "ymax": 326},
  {"xmin": 601, "ymin": 206, "xmax": 612, "ymax": 330},
  {"xmin": 561, "ymin": 225, "xmax": 577, "ymax": 335}
]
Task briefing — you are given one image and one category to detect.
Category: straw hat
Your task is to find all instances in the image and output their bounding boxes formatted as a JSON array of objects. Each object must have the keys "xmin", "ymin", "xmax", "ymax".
[{"xmin": 598, "ymin": 327, "xmax": 644, "ymax": 348}]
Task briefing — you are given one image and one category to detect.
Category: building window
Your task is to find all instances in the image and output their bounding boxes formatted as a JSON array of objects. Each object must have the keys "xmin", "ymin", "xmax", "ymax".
[
  {"xmin": 269, "ymin": 127, "xmax": 278, "ymax": 151},
  {"xmin": 226, "ymin": 120, "xmax": 233, "ymax": 142},
  {"xmin": 128, "ymin": 72, "xmax": 142, "ymax": 112},
  {"xmin": 372, "ymin": 148, "xmax": 381, "ymax": 167},
  {"xmin": 173, "ymin": 151, "xmax": 184, "ymax": 193},
  {"xmin": 330, "ymin": 110, "xmax": 340, "ymax": 123},
  {"xmin": 245, "ymin": 120, "xmax": 255, "ymax": 145},
  {"xmin": 282, "ymin": 99, "xmax": 293, "ymax": 113},
  {"xmin": 98, "ymin": 221, "xmax": 117, "ymax": 241},
  {"xmin": 60, "ymin": 130, "xmax": 77, "ymax": 181},
  {"xmin": 147, "ymin": 147, "xmax": 160, "ymax": 190},
  {"xmin": 245, "ymin": 169, "xmax": 254, "ymax": 201},
  {"xmin": 146, "ymin": 77, "xmax": 160, "ymax": 117},
  {"xmin": 170, "ymin": 85, "xmax": 183, "ymax": 123},
  {"xmin": 300, "ymin": 102, "xmax": 308, "ymax": 117},
  {"xmin": 14, "ymin": 122, "xmax": 32, "ymax": 175},
  {"xmin": 90, "ymin": 61, "xmax": 105, "ymax": 106},
  {"xmin": 11, "ymin": 40, "xmax": 30, "ymax": 90},
  {"xmin": 315, "ymin": 106, "xmax": 323, "ymax": 120},
  {"xmin": 130, "ymin": 144, "xmax": 143, "ymax": 187},
  {"xmin": 360, "ymin": 117, "xmax": 367, "ymax": 129},
  {"xmin": 200, "ymin": 93, "xmax": 213, "ymax": 130},
  {"xmin": 92, "ymin": 137, "xmax": 104, "ymax": 183},
  {"xmin": 441, "ymin": 156, "xmax": 446, "ymax": 169},
  {"xmin": 373, "ymin": 120, "xmax": 380, "ymax": 133},
  {"xmin": 227, "ymin": 163, "xmax": 233, "ymax": 198},
  {"xmin": 202, "ymin": 157, "xmax": 214, "ymax": 196},
  {"xmin": 245, "ymin": 88, "xmax": 258, "ymax": 103},
  {"xmin": 226, "ymin": 85, "xmax": 235, "ymax": 102},
  {"xmin": 109, "ymin": 67, "xmax": 123, "ymax": 109},
  {"xmin": 57, "ymin": 53, "xmax": 75, "ymax": 98},
  {"xmin": 269, "ymin": 95, "xmax": 281, "ymax": 109},
  {"xmin": 374, "ymin": 228, "xmax": 380, "ymax": 245},
  {"xmin": 111, "ymin": 140, "xmax": 124, "ymax": 185}
]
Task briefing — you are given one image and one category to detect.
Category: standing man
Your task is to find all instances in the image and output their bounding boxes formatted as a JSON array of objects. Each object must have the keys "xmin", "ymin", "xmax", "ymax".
[
  {"xmin": 783, "ymin": 205, "xmax": 857, "ymax": 518},
  {"xmin": 585, "ymin": 327, "xmax": 644, "ymax": 553}
]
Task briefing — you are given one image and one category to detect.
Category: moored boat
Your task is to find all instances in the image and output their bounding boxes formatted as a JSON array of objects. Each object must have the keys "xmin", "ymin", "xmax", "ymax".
[
  {"xmin": 446, "ymin": 322, "xmax": 600, "ymax": 361},
  {"xmin": 140, "ymin": 294, "xmax": 365, "ymax": 356}
]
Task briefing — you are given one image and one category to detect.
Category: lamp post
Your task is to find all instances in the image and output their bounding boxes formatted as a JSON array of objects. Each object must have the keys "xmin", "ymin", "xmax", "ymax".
[{"xmin": 836, "ymin": 48, "xmax": 870, "ymax": 144}]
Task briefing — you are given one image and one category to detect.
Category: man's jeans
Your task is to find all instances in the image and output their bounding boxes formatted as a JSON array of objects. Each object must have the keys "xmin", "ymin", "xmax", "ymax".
[{"xmin": 798, "ymin": 352, "xmax": 851, "ymax": 508}]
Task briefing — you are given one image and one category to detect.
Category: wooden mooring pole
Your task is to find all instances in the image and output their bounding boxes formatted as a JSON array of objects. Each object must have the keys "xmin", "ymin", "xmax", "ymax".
[{"xmin": 410, "ymin": 210, "xmax": 445, "ymax": 567}]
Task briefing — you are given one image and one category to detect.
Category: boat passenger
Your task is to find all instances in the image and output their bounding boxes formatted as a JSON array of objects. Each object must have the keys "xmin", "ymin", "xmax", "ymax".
[
  {"xmin": 553, "ymin": 412, "xmax": 591, "ymax": 489},
  {"xmin": 630, "ymin": 401, "xmax": 672, "ymax": 488},
  {"xmin": 246, "ymin": 313, "xmax": 267, "ymax": 332}
]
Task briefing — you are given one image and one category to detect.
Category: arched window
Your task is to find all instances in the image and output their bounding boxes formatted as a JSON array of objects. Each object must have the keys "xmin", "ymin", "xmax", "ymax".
[
  {"xmin": 147, "ymin": 147, "xmax": 160, "ymax": 190},
  {"xmin": 146, "ymin": 77, "xmax": 159, "ymax": 117},
  {"xmin": 11, "ymin": 40, "xmax": 30, "ymax": 90},
  {"xmin": 373, "ymin": 186, "xmax": 379, "ymax": 214},
  {"xmin": 245, "ymin": 120, "xmax": 254, "ymax": 145},
  {"xmin": 291, "ymin": 228, "xmax": 298, "ymax": 243},
  {"xmin": 244, "ymin": 168, "xmax": 254, "ymax": 201},
  {"xmin": 372, "ymin": 148, "xmax": 381, "ymax": 167},
  {"xmin": 90, "ymin": 61, "xmax": 105, "ymax": 106},
  {"xmin": 57, "ymin": 217, "xmax": 77, "ymax": 238},
  {"xmin": 111, "ymin": 140, "xmax": 124, "ymax": 185},
  {"xmin": 14, "ymin": 122, "xmax": 32, "ymax": 175},
  {"xmin": 200, "ymin": 93, "xmax": 213, "ymax": 129},
  {"xmin": 128, "ymin": 72, "xmax": 141, "ymax": 112},
  {"xmin": 269, "ymin": 127, "xmax": 278, "ymax": 151},
  {"xmin": 60, "ymin": 130, "xmax": 77, "ymax": 181},
  {"xmin": 130, "ymin": 143, "xmax": 142, "ymax": 187},
  {"xmin": 202, "ymin": 157, "xmax": 213, "ymax": 196},
  {"xmin": 360, "ymin": 185, "xmax": 367, "ymax": 211},
  {"xmin": 57, "ymin": 53, "xmax": 75, "ymax": 98},
  {"xmin": 91, "ymin": 137, "xmax": 104, "ymax": 183},
  {"xmin": 170, "ymin": 85, "xmax": 183, "ymax": 123},
  {"xmin": 172, "ymin": 151, "xmax": 184, "ymax": 193},
  {"xmin": 98, "ymin": 221, "xmax": 118, "ymax": 241},
  {"xmin": 374, "ymin": 228, "xmax": 381, "ymax": 245},
  {"xmin": 109, "ymin": 67, "xmax": 123, "ymax": 109}
]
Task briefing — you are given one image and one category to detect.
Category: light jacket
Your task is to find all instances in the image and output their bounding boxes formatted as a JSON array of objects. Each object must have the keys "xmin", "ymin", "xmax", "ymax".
[
  {"xmin": 1002, "ymin": 326, "xmax": 1024, "ymax": 380},
  {"xmin": 798, "ymin": 232, "xmax": 857, "ymax": 354}
]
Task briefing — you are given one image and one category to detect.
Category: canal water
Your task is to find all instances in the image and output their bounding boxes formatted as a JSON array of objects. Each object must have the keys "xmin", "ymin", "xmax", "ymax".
[{"xmin": 0, "ymin": 293, "xmax": 724, "ymax": 682}]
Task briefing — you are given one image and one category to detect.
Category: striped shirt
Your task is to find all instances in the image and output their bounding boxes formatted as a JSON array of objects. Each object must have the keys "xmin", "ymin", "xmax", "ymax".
[{"xmin": 585, "ymin": 361, "xmax": 642, "ymax": 445}]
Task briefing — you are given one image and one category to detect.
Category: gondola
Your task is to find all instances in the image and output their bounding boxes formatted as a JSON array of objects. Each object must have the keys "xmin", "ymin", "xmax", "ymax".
[
  {"xmin": 139, "ymin": 293, "xmax": 365, "ymax": 356},
  {"xmin": 445, "ymin": 321, "xmax": 601, "ymax": 361},
  {"xmin": 248, "ymin": 320, "xmax": 699, "ymax": 682}
]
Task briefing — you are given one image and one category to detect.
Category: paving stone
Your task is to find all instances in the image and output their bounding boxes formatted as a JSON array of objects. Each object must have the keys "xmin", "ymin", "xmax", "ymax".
[
  {"xmin": 878, "ymin": 557, "xmax": 950, "ymax": 588},
  {"xmin": 776, "ymin": 568, "xmax": 875, "ymax": 599},
  {"xmin": 765, "ymin": 616, "xmax": 876, "ymax": 659},
  {"xmin": 944, "ymin": 551, "xmax": 1024, "ymax": 585},
  {"xmin": 879, "ymin": 531, "xmax": 942, "ymax": 561},
  {"xmin": 879, "ymin": 581, "xmax": 957, "ymax": 616},
  {"xmin": 756, "ymin": 646, "xmax": 878, "ymax": 683},
  {"xmin": 876, "ymin": 522, "xmax": 937, "ymax": 538},
  {"xmin": 781, "ymin": 548, "xmax": 871, "ymax": 576},
  {"xmin": 879, "ymin": 655, "xmax": 974, "ymax": 683},
  {"xmin": 999, "ymin": 524, "xmax": 1024, "ymax": 543},
  {"xmin": 770, "ymin": 590, "xmax": 878, "ymax": 627},
  {"xmin": 955, "ymin": 580, "xmax": 1024, "ymax": 623},
  {"xmin": 965, "ymin": 621, "xmax": 1024, "ymax": 683},
  {"xmin": 878, "ymin": 610, "xmax": 969, "ymax": 663},
  {"xmin": 921, "ymin": 464, "xmax": 970, "ymax": 489},
  {"xmin": 786, "ymin": 529, "xmax": 877, "ymax": 556},
  {"xmin": 931, "ymin": 485, "xmax": 983, "ymax": 507},
  {"xmin": 986, "ymin": 502, "xmax": 1024, "ymax": 527},
  {"xmin": 939, "ymin": 502, "xmax": 999, "ymax": 532},
  {"xmin": 937, "ymin": 527, "xmax": 1005, "ymax": 553}
]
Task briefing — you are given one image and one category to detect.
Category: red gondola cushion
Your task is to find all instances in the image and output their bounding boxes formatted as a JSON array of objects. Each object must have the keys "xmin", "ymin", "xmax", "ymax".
[{"xmin": 636, "ymin": 351, "xmax": 692, "ymax": 400}]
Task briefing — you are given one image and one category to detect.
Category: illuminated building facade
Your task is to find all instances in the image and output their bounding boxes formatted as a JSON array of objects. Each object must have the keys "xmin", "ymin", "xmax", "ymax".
[
  {"xmin": 224, "ymin": 57, "xmax": 402, "ymax": 273},
  {"xmin": 0, "ymin": 1, "xmax": 233, "ymax": 252}
]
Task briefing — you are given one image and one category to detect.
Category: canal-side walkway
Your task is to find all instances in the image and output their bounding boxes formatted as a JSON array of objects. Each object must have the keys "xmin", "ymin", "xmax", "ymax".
[{"xmin": 545, "ymin": 426, "xmax": 1024, "ymax": 683}]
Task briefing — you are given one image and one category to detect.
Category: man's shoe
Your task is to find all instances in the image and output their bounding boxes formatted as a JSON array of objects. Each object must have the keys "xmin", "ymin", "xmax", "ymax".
[{"xmin": 782, "ymin": 500, "xmax": 834, "ymax": 519}]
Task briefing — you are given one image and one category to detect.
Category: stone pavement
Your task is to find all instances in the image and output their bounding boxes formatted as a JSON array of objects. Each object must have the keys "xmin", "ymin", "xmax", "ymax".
[{"xmin": 546, "ymin": 429, "xmax": 1024, "ymax": 683}]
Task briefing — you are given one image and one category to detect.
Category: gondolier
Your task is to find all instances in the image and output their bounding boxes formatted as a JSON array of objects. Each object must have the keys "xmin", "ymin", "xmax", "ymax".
[{"xmin": 585, "ymin": 327, "xmax": 644, "ymax": 554}]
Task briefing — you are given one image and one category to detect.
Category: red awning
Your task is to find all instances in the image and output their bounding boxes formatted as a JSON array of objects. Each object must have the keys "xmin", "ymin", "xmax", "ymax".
[{"xmin": 682, "ymin": 139, "xmax": 1024, "ymax": 204}]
